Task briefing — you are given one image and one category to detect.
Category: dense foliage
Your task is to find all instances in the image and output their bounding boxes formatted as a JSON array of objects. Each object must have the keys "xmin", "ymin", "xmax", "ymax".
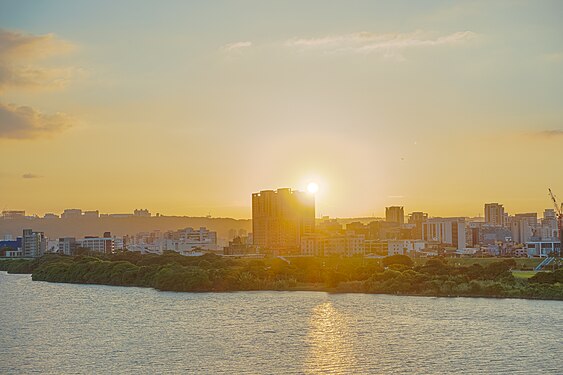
[{"xmin": 1, "ymin": 253, "xmax": 562, "ymax": 300}]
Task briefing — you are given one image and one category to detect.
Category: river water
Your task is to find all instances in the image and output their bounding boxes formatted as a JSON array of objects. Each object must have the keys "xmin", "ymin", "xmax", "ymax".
[{"xmin": 0, "ymin": 272, "xmax": 561, "ymax": 374}]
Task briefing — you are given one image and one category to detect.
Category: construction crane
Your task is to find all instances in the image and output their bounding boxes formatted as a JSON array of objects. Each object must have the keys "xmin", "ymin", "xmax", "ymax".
[{"xmin": 548, "ymin": 188, "xmax": 562, "ymax": 270}]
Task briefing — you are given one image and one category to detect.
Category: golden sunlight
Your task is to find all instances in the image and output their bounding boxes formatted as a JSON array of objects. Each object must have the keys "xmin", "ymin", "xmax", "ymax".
[{"xmin": 307, "ymin": 182, "xmax": 319, "ymax": 194}]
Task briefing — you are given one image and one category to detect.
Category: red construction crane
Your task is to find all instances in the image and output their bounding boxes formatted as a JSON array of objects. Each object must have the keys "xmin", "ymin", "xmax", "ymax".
[{"xmin": 548, "ymin": 188, "xmax": 562, "ymax": 269}]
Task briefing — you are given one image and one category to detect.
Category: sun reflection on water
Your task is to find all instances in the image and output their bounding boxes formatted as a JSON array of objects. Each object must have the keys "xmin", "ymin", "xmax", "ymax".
[{"xmin": 305, "ymin": 301, "xmax": 357, "ymax": 374}]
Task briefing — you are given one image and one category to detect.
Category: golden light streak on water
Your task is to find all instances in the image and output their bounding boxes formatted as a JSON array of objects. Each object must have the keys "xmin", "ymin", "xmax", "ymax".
[{"xmin": 305, "ymin": 301, "xmax": 358, "ymax": 374}]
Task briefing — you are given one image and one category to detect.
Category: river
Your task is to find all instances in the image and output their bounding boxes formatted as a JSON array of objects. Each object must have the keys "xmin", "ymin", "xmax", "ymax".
[{"xmin": 0, "ymin": 272, "xmax": 561, "ymax": 374}]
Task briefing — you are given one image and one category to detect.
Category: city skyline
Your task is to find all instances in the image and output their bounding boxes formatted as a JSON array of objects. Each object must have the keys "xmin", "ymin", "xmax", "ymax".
[
  {"xmin": 1, "ymin": 1, "xmax": 563, "ymax": 218},
  {"xmin": 1, "ymin": 195, "xmax": 560, "ymax": 221}
]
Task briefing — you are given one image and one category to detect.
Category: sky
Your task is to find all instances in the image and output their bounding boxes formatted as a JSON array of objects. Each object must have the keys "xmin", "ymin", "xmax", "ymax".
[{"xmin": 0, "ymin": 0, "xmax": 562, "ymax": 219}]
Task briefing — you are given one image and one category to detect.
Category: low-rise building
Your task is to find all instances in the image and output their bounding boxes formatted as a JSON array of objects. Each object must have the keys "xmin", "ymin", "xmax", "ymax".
[
  {"xmin": 134, "ymin": 209, "xmax": 151, "ymax": 217},
  {"xmin": 78, "ymin": 233, "xmax": 114, "ymax": 254},
  {"xmin": 46, "ymin": 240, "xmax": 59, "ymax": 253},
  {"xmin": 61, "ymin": 209, "xmax": 82, "ymax": 218},
  {"xmin": 365, "ymin": 240, "xmax": 388, "ymax": 256},
  {"xmin": 83, "ymin": 210, "xmax": 100, "ymax": 218},
  {"xmin": 0, "ymin": 238, "xmax": 22, "ymax": 257},
  {"xmin": 58, "ymin": 237, "xmax": 78, "ymax": 255},
  {"xmin": 525, "ymin": 240, "xmax": 561, "ymax": 258},
  {"xmin": 387, "ymin": 239, "xmax": 426, "ymax": 256},
  {"xmin": 223, "ymin": 236, "xmax": 256, "ymax": 255},
  {"xmin": 2, "ymin": 210, "xmax": 25, "ymax": 220},
  {"xmin": 300, "ymin": 233, "xmax": 365, "ymax": 256}
]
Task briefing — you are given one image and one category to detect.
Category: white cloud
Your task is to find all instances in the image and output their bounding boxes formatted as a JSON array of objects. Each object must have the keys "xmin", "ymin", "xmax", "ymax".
[
  {"xmin": 285, "ymin": 30, "xmax": 477, "ymax": 59},
  {"xmin": 222, "ymin": 41, "xmax": 252, "ymax": 52}
]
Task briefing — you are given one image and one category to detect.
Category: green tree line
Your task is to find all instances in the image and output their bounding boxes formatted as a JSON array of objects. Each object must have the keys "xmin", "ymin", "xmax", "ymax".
[{"xmin": 1, "ymin": 253, "xmax": 561, "ymax": 299}]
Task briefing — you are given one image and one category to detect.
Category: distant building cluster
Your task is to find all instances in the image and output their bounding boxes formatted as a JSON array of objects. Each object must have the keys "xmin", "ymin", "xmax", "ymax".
[
  {"xmin": 1, "ymin": 192, "xmax": 561, "ymax": 260},
  {"xmin": 1, "ymin": 208, "xmax": 154, "ymax": 220},
  {"xmin": 234, "ymin": 189, "xmax": 561, "ymax": 259},
  {"xmin": 0, "ymin": 230, "xmax": 124, "ymax": 257},
  {"xmin": 0, "ymin": 225, "xmax": 222, "ymax": 258},
  {"xmin": 127, "ymin": 227, "xmax": 219, "ymax": 256}
]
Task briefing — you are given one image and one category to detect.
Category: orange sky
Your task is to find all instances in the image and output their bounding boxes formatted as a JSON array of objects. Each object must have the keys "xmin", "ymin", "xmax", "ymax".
[{"xmin": 1, "ymin": 1, "xmax": 562, "ymax": 218}]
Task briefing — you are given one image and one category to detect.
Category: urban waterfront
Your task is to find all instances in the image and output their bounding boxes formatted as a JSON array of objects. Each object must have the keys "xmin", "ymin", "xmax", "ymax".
[{"xmin": 1, "ymin": 272, "xmax": 561, "ymax": 374}]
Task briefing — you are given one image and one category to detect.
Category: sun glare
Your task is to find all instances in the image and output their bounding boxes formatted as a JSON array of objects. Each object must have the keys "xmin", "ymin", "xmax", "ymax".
[{"xmin": 307, "ymin": 182, "xmax": 319, "ymax": 194}]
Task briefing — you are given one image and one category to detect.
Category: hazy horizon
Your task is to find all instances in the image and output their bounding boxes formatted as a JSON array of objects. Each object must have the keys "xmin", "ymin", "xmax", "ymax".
[{"xmin": 1, "ymin": 0, "xmax": 562, "ymax": 218}]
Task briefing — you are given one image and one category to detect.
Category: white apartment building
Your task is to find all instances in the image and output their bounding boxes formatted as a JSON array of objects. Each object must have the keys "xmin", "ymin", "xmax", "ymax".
[
  {"xmin": 22, "ymin": 229, "xmax": 46, "ymax": 257},
  {"xmin": 78, "ymin": 236, "xmax": 114, "ymax": 254},
  {"xmin": 422, "ymin": 218, "xmax": 466, "ymax": 250},
  {"xmin": 511, "ymin": 213, "xmax": 537, "ymax": 244},
  {"xmin": 58, "ymin": 237, "xmax": 77, "ymax": 255}
]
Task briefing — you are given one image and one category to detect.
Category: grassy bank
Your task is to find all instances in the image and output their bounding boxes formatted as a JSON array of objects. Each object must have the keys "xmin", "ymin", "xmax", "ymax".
[{"xmin": 1, "ymin": 253, "xmax": 561, "ymax": 300}]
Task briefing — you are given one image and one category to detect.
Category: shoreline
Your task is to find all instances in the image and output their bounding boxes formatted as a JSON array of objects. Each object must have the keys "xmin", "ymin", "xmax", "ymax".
[{"xmin": 2, "ymin": 271, "xmax": 561, "ymax": 302}]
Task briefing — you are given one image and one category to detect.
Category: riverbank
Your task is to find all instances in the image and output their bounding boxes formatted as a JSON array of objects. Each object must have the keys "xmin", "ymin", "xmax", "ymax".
[{"xmin": 1, "ymin": 253, "xmax": 562, "ymax": 300}]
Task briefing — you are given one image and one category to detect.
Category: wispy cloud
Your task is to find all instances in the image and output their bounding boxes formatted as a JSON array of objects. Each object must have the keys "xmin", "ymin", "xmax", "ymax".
[
  {"xmin": 285, "ymin": 30, "xmax": 477, "ymax": 59},
  {"xmin": 22, "ymin": 173, "xmax": 42, "ymax": 179},
  {"xmin": 222, "ymin": 41, "xmax": 252, "ymax": 52},
  {"xmin": 0, "ymin": 28, "xmax": 76, "ymax": 91},
  {"xmin": 534, "ymin": 130, "xmax": 563, "ymax": 138},
  {"xmin": 0, "ymin": 101, "xmax": 74, "ymax": 139},
  {"xmin": 541, "ymin": 52, "xmax": 563, "ymax": 63}
]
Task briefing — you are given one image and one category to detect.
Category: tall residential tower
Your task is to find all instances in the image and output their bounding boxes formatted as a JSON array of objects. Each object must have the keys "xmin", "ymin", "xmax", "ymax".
[
  {"xmin": 252, "ymin": 188, "xmax": 315, "ymax": 255},
  {"xmin": 484, "ymin": 203, "xmax": 505, "ymax": 226},
  {"xmin": 385, "ymin": 206, "xmax": 404, "ymax": 224}
]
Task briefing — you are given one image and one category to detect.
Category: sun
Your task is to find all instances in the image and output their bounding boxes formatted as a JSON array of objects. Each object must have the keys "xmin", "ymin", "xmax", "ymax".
[{"xmin": 307, "ymin": 182, "xmax": 319, "ymax": 194}]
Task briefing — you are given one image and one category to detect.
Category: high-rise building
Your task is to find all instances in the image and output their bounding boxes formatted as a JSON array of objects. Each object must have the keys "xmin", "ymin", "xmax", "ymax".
[
  {"xmin": 511, "ymin": 213, "xmax": 537, "ymax": 244},
  {"xmin": 541, "ymin": 209, "xmax": 559, "ymax": 239},
  {"xmin": 515, "ymin": 213, "xmax": 538, "ymax": 227},
  {"xmin": 408, "ymin": 211, "xmax": 428, "ymax": 239},
  {"xmin": 484, "ymin": 203, "xmax": 505, "ymax": 226},
  {"xmin": 385, "ymin": 206, "xmax": 404, "ymax": 224},
  {"xmin": 252, "ymin": 188, "xmax": 315, "ymax": 254},
  {"xmin": 22, "ymin": 229, "xmax": 46, "ymax": 257},
  {"xmin": 422, "ymin": 218, "xmax": 467, "ymax": 250}
]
